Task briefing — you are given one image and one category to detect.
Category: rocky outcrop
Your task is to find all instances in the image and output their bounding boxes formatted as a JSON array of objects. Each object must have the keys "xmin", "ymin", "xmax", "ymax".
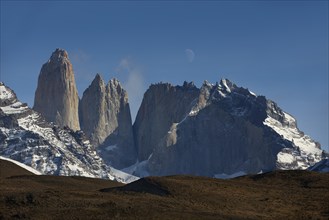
[
  {"xmin": 33, "ymin": 49, "xmax": 80, "ymax": 131},
  {"xmin": 79, "ymin": 74, "xmax": 136, "ymax": 169},
  {"xmin": 132, "ymin": 79, "xmax": 326, "ymax": 177}
]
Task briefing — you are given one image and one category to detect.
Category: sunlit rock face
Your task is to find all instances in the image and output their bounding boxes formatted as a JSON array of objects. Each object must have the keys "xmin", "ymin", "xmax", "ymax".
[
  {"xmin": 79, "ymin": 74, "xmax": 136, "ymax": 169},
  {"xmin": 33, "ymin": 48, "xmax": 80, "ymax": 131}
]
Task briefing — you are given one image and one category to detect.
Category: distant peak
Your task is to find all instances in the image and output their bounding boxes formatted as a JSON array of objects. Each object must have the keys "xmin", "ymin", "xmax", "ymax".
[
  {"xmin": 0, "ymin": 83, "xmax": 17, "ymax": 102},
  {"xmin": 94, "ymin": 73, "xmax": 103, "ymax": 81},
  {"xmin": 108, "ymin": 78, "xmax": 122, "ymax": 88},
  {"xmin": 219, "ymin": 78, "xmax": 234, "ymax": 93},
  {"xmin": 50, "ymin": 48, "xmax": 69, "ymax": 62},
  {"xmin": 183, "ymin": 81, "xmax": 196, "ymax": 89},
  {"xmin": 109, "ymin": 77, "xmax": 119, "ymax": 83},
  {"xmin": 91, "ymin": 73, "xmax": 105, "ymax": 87},
  {"xmin": 202, "ymin": 80, "xmax": 212, "ymax": 88}
]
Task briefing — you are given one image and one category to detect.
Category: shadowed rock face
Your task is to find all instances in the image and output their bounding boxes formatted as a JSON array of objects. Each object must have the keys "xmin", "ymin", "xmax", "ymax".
[
  {"xmin": 79, "ymin": 74, "xmax": 136, "ymax": 169},
  {"xmin": 33, "ymin": 49, "xmax": 80, "ymax": 131},
  {"xmin": 133, "ymin": 82, "xmax": 199, "ymax": 162},
  {"xmin": 133, "ymin": 79, "xmax": 325, "ymax": 177}
]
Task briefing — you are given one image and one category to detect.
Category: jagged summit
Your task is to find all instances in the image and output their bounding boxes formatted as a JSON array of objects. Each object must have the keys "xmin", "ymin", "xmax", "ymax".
[
  {"xmin": 219, "ymin": 78, "xmax": 235, "ymax": 92},
  {"xmin": 79, "ymin": 74, "xmax": 136, "ymax": 169},
  {"xmin": 90, "ymin": 73, "xmax": 105, "ymax": 88},
  {"xmin": 94, "ymin": 73, "xmax": 103, "ymax": 82},
  {"xmin": 0, "ymin": 82, "xmax": 16, "ymax": 103},
  {"xmin": 108, "ymin": 78, "xmax": 126, "ymax": 95},
  {"xmin": 109, "ymin": 77, "xmax": 120, "ymax": 85},
  {"xmin": 49, "ymin": 48, "xmax": 69, "ymax": 62},
  {"xmin": 182, "ymin": 81, "xmax": 196, "ymax": 89},
  {"xmin": 33, "ymin": 49, "xmax": 80, "ymax": 131}
]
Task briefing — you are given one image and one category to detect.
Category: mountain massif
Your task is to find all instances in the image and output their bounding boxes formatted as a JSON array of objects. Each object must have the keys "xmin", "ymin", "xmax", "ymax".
[
  {"xmin": 0, "ymin": 48, "xmax": 328, "ymax": 182},
  {"xmin": 131, "ymin": 79, "xmax": 326, "ymax": 177}
]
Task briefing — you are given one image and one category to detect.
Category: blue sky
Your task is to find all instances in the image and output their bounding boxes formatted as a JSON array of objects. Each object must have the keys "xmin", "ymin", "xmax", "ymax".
[{"xmin": 1, "ymin": 1, "xmax": 328, "ymax": 150}]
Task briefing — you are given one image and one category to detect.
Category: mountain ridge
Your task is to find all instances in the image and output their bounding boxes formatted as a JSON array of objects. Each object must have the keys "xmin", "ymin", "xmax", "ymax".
[
  {"xmin": 1, "ymin": 48, "xmax": 328, "ymax": 181},
  {"xmin": 0, "ymin": 82, "xmax": 138, "ymax": 183},
  {"xmin": 131, "ymin": 78, "xmax": 326, "ymax": 177}
]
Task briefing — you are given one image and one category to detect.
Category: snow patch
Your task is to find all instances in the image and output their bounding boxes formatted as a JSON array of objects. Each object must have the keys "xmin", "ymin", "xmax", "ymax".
[
  {"xmin": 109, "ymin": 167, "xmax": 139, "ymax": 183},
  {"xmin": 0, "ymin": 156, "xmax": 42, "ymax": 175},
  {"xmin": 277, "ymin": 151, "xmax": 295, "ymax": 164},
  {"xmin": 263, "ymin": 112, "xmax": 322, "ymax": 156},
  {"xmin": 0, "ymin": 85, "xmax": 14, "ymax": 100},
  {"xmin": 1, "ymin": 102, "xmax": 29, "ymax": 114},
  {"xmin": 122, "ymin": 160, "xmax": 150, "ymax": 178},
  {"xmin": 249, "ymin": 90, "xmax": 257, "ymax": 97},
  {"xmin": 214, "ymin": 171, "xmax": 246, "ymax": 179},
  {"xmin": 105, "ymin": 145, "xmax": 117, "ymax": 151},
  {"xmin": 221, "ymin": 79, "xmax": 231, "ymax": 93}
]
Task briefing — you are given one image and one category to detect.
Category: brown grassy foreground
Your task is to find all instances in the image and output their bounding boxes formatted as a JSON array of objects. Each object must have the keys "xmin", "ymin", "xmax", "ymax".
[{"xmin": 1, "ymin": 159, "xmax": 328, "ymax": 219}]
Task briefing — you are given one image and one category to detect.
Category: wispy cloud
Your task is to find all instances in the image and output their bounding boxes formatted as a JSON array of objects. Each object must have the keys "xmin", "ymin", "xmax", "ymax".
[
  {"xmin": 116, "ymin": 58, "xmax": 145, "ymax": 121},
  {"xmin": 70, "ymin": 49, "xmax": 91, "ymax": 63},
  {"xmin": 69, "ymin": 49, "xmax": 94, "ymax": 96},
  {"xmin": 185, "ymin": 49, "xmax": 195, "ymax": 63},
  {"xmin": 70, "ymin": 49, "xmax": 93, "ymax": 81}
]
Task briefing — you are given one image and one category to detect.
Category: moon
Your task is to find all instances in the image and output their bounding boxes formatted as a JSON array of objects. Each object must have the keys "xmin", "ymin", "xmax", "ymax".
[{"xmin": 185, "ymin": 49, "xmax": 195, "ymax": 63}]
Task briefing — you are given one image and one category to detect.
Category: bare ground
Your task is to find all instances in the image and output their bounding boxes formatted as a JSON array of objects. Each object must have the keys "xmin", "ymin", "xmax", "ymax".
[{"xmin": 1, "ymin": 159, "xmax": 328, "ymax": 220}]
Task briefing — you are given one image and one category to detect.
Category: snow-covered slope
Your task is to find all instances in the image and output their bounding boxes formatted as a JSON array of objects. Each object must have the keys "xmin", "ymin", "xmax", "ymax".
[
  {"xmin": 0, "ymin": 82, "xmax": 138, "ymax": 183},
  {"xmin": 0, "ymin": 155, "xmax": 41, "ymax": 175},
  {"xmin": 213, "ymin": 79, "xmax": 326, "ymax": 171},
  {"xmin": 263, "ymin": 100, "xmax": 325, "ymax": 170}
]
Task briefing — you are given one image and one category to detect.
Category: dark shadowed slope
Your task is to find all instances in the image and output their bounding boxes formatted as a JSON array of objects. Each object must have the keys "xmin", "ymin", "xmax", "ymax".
[
  {"xmin": 1, "ymin": 162, "xmax": 328, "ymax": 220},
  {"xmin": 0, "ymin": 159, "xmax": 37, "ymax": 178}
]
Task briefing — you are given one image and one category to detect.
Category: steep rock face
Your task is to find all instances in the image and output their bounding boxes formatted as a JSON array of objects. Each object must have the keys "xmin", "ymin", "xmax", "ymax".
[
  {"xmin": 0, "ymin": 82, "xmax": 138, "ymax": 183},
  {"xmin": 79, "ymin": 74, "xmax": 136, "ymax": 169},
  {"xmin": 133, "ymin": 81, "xmax": 199, "ymax": 162},
  {"xmin": 132, "ymin": 79, "xmax": 326, "ymax": 177},
  {"xmin": 33, "ymin": 49, "xmax": 80, "ymax": 131}
]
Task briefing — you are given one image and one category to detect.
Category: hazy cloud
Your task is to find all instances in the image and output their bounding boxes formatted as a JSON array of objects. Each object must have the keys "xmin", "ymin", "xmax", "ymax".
[
  {"xmin": 185, "ymin": 49, "xmax": 195, "ymax": 63},
  {"xmin": 70, "ymin": 49, "xmax": 93, "ymax": 82},
  {"xmin": 70, "ymin": 49, "xmax": 91, "ymax": 63},
  {"xmin": 116, "ymin": 58, "xmax": 145, "ymax": 121},
  {"xmin": 69, "ymin": 49, "xmax": 95, "ymax": 97}
]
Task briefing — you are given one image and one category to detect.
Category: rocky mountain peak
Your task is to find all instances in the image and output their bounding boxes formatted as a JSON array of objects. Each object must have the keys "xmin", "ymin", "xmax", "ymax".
[
  {"xmin": 33, "ymin": 49, "xmax": 80, "ymax": 131},
  {"xmin": 107, "ymin": 78, "xmax": 127, "ymax": 98},
  {"xmin": 202, "ymin": 80, "xmax": 212, "ymax": 88},
  {"xmin": 49, "ymin": 48, "xmax": 69, "ymax": 62},
  {"xmin": 108, "ymin": 78, "xmax": 120, "ymax": 86},
  {"xmin": 79, "ymin": 75, "xmax": 136, "ymax": 169},
  {"xmin": 132, "ymin": 78, "xmax": 324, "ymax": 177},
  {"xmin": 93, "ymin": 73, "xmax": 103, "ymax": 82},
  {"xmin": 219, "ymin": 78, "xmax": 235, "ymax": 93},
  {"xmin": 183, "ymin": 81, "xmax": 196, "ymax": 89},
  {"xmin": 90, "ymin": 73, "xmax": 105, "ymax": 89},
  {"xmin": 0, "ymin": 83, "xmax": 17, "ymax": 106}
]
